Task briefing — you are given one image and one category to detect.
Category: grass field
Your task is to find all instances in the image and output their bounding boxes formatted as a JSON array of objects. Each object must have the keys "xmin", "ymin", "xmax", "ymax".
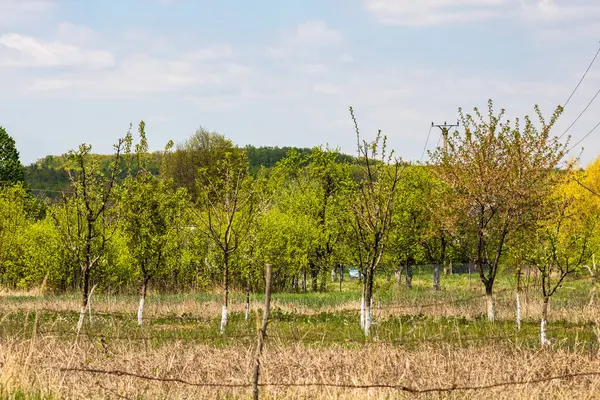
[{"xmin": 1, "ymin": 271, "xmax": 600, "ymax": 399}]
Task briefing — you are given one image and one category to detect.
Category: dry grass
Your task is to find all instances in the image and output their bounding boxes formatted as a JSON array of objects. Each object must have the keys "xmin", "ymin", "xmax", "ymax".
[
  {"xmin": 1, "ymin": 277, "xmax": 599, "ymax": 399},
  {"xmin": 1, "ymin": 289, "xmax": 598, "ymax": 327},
  {"xmin": 1, "ymin": 334, "xmax": 600, "ymax": 399}
]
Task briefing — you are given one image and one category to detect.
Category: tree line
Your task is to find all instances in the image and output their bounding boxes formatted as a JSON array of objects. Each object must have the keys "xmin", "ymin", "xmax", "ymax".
[{"xmin": 1, "ymin": 100, "xmax": 599, "ymax": 341}]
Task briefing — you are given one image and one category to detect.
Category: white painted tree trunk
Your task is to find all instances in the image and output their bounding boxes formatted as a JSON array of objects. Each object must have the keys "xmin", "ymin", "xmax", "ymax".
[
  {"xmin": 360, "ymin": 290, "xmax": 365, "ymax": 330},
  {"xmin": 137, "ymin": 297, "xmax": 145, "ymax": 326},
  {"xmin": 540, "ymin": 319, "xmax": 550, "ymax": 346},
  {"xmin": 220, "ymin": 305, "xmax": 228, "ymax": 334},
  {"xmin": 364, "ymin": 297, "xmax": 373, "ymax": 337},
  {"xmin": 541, "ymin": 297, "xmax": 551, "ymax": 346},
  {"xmin": 245, "ymin": 299, "xmax": 250, "ymax": 321},
  {"xmin": 77, "ymin": 306, "xmax": 86, "ymax": 333},
  {"xmin": 516, "ymin": 292, "xmax": 521, "ymax": 331},
  {"xmin": 486, "ymin": 293, "xmax": 495, "ymax": 322},
  {"xmin": 331, "ymin": 269, "xmax": 336, "ymax": 282}
]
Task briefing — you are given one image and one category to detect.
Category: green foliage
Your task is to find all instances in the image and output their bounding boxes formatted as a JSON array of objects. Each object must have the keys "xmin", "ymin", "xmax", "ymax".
[
  {"xmin": 431, "ymin": 100, "xmax": 567, "ymax": 295},
  {"xmin": 0, "ymin": 126, "xmax": 24, "ymax": 186},
  {"xmin": 6, "ymin": 99, "xmax": 600, "ymax": 314},
  {"xmin": 120, "ymin": 122, "xmax": 189, "ymax": 288}
]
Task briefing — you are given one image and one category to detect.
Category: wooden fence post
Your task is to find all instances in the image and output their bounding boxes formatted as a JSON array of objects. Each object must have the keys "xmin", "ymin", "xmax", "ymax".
[{"xmin": 252, "ymin": 263, "xmax": 272, "ymax": 400}]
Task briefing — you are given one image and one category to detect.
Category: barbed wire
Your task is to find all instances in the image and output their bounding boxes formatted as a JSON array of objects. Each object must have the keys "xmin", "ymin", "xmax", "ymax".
[{"xmin": 56, "ymin": 365, "xmax": 600, "ymax": 394}]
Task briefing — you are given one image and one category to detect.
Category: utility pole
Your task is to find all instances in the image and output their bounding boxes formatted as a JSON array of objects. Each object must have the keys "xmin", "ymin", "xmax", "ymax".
[{"xmin": 432, "ymin": 121, "xmax": 459, "ymax": 154}]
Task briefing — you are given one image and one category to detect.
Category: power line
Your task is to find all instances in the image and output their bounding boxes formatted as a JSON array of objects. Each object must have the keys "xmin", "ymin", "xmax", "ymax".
[
  {"xmin": 568, "ymin": 119, "xmax": 600, "ymax": 152},
  {"xmin": 420, "ymin": 125, "xmax": 434, "ymax": 162},
  {"xmin": 557, "ymin": 43, "xmax": 600, "ymax": 148},
  {"xmin": 562, "ymin": 44, "xmax": 600, "ymax": 109},
  {"xmin": 559, "ymin": 88, "xmax": 600, "ymax": 139}
]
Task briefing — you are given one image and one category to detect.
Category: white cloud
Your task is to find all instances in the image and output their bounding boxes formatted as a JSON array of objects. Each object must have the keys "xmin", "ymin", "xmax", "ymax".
[
  {"xmin": 365, "ymin": 0, "xmax": 509, "ymax": 26},
  {"xmin": 521, "ymin": 0, "xmax": 600, "ymax": 22},
  {"xmin": 0, "ymin": 33, "xmax": 115, "ymax": 68},
  {"xmin": 365, "ymin": 0, "xmax": 600, "ymax": 27},
  {"xmin": 0, "ymin": 0, "xmax": 54, "ymax": 27},
  {"xmin": 24, "ymin": 52, "xmax": 253, "ymax": 98},
  {"xmin": 5, "ymin": 6, "xmax": 600, "ymax": 165}
]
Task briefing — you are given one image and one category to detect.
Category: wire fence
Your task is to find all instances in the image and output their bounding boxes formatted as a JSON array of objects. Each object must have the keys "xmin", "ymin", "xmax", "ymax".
[
  {"xmin": 49, "ymin": 365, "xmax": 600, "ymax": 394},
  {"xmin": 5, "ymin": 274, "xmax": 600, "ymax": 397}
]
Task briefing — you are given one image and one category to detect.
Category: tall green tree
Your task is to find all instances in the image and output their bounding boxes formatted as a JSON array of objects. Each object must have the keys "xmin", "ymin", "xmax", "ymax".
[
  {"xmin": 431, "ymin": 100, "xmax": 567, "ymax": 321},
  {"xmin": 346, "ymin": 107, "xmax": 403, "ymax": 336},
  {"xmin": 164, "ymin": 127, "xmax": 235, "ymax": 201},
  {"xmin": 0, "ymin": 126, "xmax": 24, "ymax": 186},
  {"xmin": 193, "ymin": 147, "xmax": 258, "ymax": 333},
  {"xmin": 529, "ymin": 167, "xmax": 599, "ymax": 345},
  {"xmin": 121, "ymin": 122, "xmax": 188, "ymax": 325}
]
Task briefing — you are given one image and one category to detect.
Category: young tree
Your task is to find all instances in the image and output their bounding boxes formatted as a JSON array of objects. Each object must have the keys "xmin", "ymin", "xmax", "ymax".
[
  {"xmin": 347, "ymin": 107, "xmax": 403, "ymax": 336},
  {"xmin": 389, "ymin": 165, "xmax": 454, "ymax": 291},
  {"xmin": 270, "ymin": 147, "xmax": 350, "ymax": 292},
  {"xmin": 306, "ymin": 147, "xmax": 349, "ymax": 292},
  {"xmin": 387, "ymin": 165, "xmax": 426, "ymax": 290},
  {"xmin": 431, "ymin": 100, "xmax": 567, "ymax": 321},
  {"xmin": 530, "ymin": 168, "xmax": 599, "ymax": 345},
  {"xmin": 121, "ymin": 122, "xmax": 188, "ymax": 325},
  {"xmin": 0, "ymin": 126, "xmax": 24, "ymax": 186},
  {"xmin": 193, "ymin": 147, "xmax": 257, "ymax": 333},
  {"xmin": 51, "ymin": 132, "xmax": 129, "ymax": 331}
]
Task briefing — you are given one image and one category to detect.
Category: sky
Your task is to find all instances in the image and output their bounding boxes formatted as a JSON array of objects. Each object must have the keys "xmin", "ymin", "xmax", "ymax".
[{"xmin": 1, "ymin": 0, "xmax": 600, "ymax": 165}]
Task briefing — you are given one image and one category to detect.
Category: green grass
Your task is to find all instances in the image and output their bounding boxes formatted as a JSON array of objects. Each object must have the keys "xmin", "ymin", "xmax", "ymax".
[{"xmin": 1, "ymin": 271, "xmax": 596, "ymax": 353}]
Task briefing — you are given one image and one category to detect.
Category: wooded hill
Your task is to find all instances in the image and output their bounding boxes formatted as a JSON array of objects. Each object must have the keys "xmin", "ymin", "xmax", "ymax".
[{"xmin": 24, "ymin": 145, "xmax": 350, "ymax": 198}]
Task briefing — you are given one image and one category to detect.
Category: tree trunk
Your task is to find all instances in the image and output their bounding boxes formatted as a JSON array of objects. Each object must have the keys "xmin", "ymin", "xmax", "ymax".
[
  {"xmin": 301, "ymin": 271, "xmax": 307, "ymax": 292},
  {"xmin": 137, "ymin": 276, "xmax": 149, "ymax": 326},
  {"xmin": 245, "ymin": 283, "xmax": 251, "ymax": 321},
  {"xmin": 590, "ymin": 254, "xmax": 598, "ymax": 307},
  {"xmin": 434, "ymin": 237, "xmax": 445, "ymax": 290},
  {"xmin": 311, "ymin": 263, "xmax": 318, "ymax": 292},
  {"xmin": 486, "ymin": 285, "xmax": 495, "ymax": 322},
  {"xmin": 433, "ymin": 263, "xmax": 441, "ymax": 291},
  {"xmin": 541, "ymin": 296, "xmax": 550, "ymax": 346},
  {"xmin": 221, "ymin": 253, "xmax": 229, "ymax": 334},
  {"xmin": 395, "ymin": 269, "xmax": 401, "ymax": 286},
  {"xmin": 364, "ymin": 266, "xmax": 374, "ymax": 336},
  {"xmin": 516, "ymin": 291, "xmax": 521, "ymax": 331},
  {"xmin": 251, "ymin": 264, "xmax": 272, "ymax": 400},
  {"xmin": 445, "ymin": 260, "xmax": 453, "ymax": 275},
  {"xmin": 77, "ymin": 266, "xmax": 90, "ymax": 332},
  {"xmin": 360, "ymin": 280, "xmax": 365, "ymax": 330},
  {"xmin": 406, "ymin": 263, "xmax": 413, "ymax": 289},
  {"xmin": 468, "ymin": 263, "xmax": 472, "ymax": 290},
  {"xmin": 319, "ymin": 266, "xmax": 327, "ymax": 292},
  {"xmin": 339, "ymin": 265, "xmax": 343, "ymax": 292},
  {"xmin": 365, "ymin": 296, "xmax": 373, "ymax": 337}
]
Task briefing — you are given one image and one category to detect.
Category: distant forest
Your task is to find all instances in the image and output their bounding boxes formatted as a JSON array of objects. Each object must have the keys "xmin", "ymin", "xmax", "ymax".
[{"xmin": 24, "ymin": 145, "xmax": 352, "ymax": 198}]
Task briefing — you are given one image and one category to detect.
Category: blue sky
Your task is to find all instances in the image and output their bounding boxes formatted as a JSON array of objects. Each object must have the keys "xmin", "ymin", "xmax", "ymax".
[{"xmin": 1, "ymin": 0, "xmax": 600, "ymax": 165}]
